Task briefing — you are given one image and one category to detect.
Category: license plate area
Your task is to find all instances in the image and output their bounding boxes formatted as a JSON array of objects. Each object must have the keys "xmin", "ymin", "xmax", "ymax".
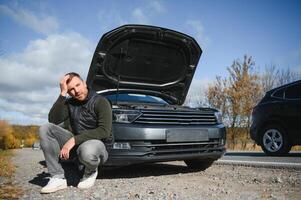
[{"xmin": 166, "ymin": 129, "xmax": 209, "ymax": 143}]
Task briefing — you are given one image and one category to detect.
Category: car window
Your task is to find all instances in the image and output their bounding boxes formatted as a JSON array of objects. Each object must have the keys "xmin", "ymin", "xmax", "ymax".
[
  {"xmin": 105, "ymin": 93, "xmax": 169, "ymax": 104},
  {"xmin": 273, "ymin": 88, "xmax": 285, "ymax": 98},
  {"xmin": 285, "ymin": 83, "xmax": 301, "ymax": 99}
]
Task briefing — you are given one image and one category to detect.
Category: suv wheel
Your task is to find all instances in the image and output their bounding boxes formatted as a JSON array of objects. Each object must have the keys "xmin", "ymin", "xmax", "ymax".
[
  {"xmin": 260, "ymin": 125, "xmax": 291, "ymax": 156},
  {"xmin": 184, "ymin": 159, "xmax": 214, "ymax": 171}
]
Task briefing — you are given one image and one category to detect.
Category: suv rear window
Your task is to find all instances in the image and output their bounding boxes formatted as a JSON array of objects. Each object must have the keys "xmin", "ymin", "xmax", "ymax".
[
  {"xmin": 273, "ymin": 88, "xmax": 285, "ymax": 98},
  {"xmin": 285, "ymin": 83, "xmax": 301, "ymax": 99}
]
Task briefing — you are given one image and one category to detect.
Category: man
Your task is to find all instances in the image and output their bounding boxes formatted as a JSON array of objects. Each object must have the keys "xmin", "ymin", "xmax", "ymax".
[{"xmin": 39, "ymin": 72, "xmax": 112, "ymax": 193}]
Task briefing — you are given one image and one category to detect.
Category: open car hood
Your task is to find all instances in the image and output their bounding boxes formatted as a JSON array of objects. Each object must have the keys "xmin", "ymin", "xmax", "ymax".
[{"xmin": 86, "ymin": 25, "xmax": 202, "ymax": 105}]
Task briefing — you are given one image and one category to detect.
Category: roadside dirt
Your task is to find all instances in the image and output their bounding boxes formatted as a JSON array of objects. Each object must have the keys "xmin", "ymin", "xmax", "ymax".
[{"xmin": 9, "ymin": 148, "xmax": 301, "ymax": 200}]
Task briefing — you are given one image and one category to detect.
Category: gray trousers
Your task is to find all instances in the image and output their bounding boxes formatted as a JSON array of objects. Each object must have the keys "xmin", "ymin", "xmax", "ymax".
[{"xmin": 39, "ymin": 123, "xmax": 108, "ymax": 178}]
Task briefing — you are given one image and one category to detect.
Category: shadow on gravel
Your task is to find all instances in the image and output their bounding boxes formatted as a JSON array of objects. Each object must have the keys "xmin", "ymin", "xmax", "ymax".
[
  {"xmin": 28, "ymin": 161, "xmax": 206, "ymax": 186},
  {"xmin": 28, "ymin": 171, "xmax": 50, "ymax": 187},
  {"xmin": 29, "ymin": 161, "xmax": 83, "ymax": 187},
  {"xmin": 225, "ymin": 152, "xmax": 301, "ymax": 157},
  {"xmin": 99, "ymin": 162, "xmax": 202, "ymax": 179},
  {"xmin": 39, "ymin": 160, "xmax": 46, "ymax": 167}
]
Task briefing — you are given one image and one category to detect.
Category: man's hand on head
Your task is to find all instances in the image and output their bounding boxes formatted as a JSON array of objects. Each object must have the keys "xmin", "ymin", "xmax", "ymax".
[
  {"xmin": 60, "ymin": 137, "xmax": 75, "ymax": 160},
  {"xmin": 60, "ymin": 75, "xmax": 70, "ymax": 97}
]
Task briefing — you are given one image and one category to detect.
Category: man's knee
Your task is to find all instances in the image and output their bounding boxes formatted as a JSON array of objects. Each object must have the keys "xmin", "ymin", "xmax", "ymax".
[
  {"xmin": 39, "ymin": 123, "xmax": 52, "ymax": 139},
  {"xmin": 39, "ymin": 123, "xmax": 55, "ymax": 139},
  {"xmin": 77, "ymin": 140, "xmax": 108, "ymax": 166}
]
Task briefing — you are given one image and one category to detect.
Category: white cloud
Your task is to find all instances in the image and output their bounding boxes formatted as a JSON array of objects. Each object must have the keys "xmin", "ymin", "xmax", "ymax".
[
  {"xmin": 149, "ymin": 1, "xmax": 166, "ymax": 13},
  {"xmin": 0, "ymin": 109, "xmax": 46, "ymax": 125},
  {"xmin": 131, "ymin": 1, "xmax": 166, "ymax": 24},
  {"xmin": 186, "ymin": 20, "xmax": 210, "ymax": 48},
  {"xmin": 0, "ymin": 4, "xmax": 59, "ymax": 34},
  {"xmin": 97, "ymin": 1, "xmax": 166, "ymax": 29},
  {"xmin": 132, "ymin": 8, "xmax": 149, "ymax": 24},
  {"xmin": 0, "ymin": 32, "xmax": 93, "ymax": 124},
  {"xmin": 0, "ymin": 32, "xmax": 92, "ymax": 90},
  {"xmin": 97, "ymin": 9, "xmax": 128, "ymax": 31}
]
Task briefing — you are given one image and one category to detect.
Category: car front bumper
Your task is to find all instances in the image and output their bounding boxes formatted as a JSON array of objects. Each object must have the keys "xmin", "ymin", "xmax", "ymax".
[{"xmin": 104, "ymin": 123, "xmax": 226, "ymax": 166}]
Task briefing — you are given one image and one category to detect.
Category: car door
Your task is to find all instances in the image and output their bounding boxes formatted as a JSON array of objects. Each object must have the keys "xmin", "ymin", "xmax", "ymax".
[{"xmin": 283, "ymin": 82, "xmax": 301, "ymax": 143}]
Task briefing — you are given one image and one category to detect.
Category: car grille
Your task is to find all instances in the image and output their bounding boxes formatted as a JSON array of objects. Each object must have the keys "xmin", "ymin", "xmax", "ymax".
[
  {"xmin": 131, "ymin": 139, "xmax": 224, "ymax": 156},
  {"xmin": 134, "ymin": 109, "xmax": 217, "ymax": 125}
]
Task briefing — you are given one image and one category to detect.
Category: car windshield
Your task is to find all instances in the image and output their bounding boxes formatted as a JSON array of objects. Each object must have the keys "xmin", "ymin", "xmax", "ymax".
[{"xmin": 105, "ymin": 93, "xmax": 169, "ymax": 104}]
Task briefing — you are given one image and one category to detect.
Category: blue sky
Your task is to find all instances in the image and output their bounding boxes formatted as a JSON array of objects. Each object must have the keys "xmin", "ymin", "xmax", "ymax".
[{"xmin": 0, "ymin": 0, "xmax": 301, "ymax": 124}]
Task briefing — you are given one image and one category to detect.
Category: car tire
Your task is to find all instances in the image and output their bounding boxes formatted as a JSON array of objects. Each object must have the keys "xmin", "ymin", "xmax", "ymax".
[
  {"xmin": 184, "ymin": 159, "xmax": 214, "ymax": 171},
  {"xmin": 259, "ymin": 124, "xmax": 291, "ymax": 156}
]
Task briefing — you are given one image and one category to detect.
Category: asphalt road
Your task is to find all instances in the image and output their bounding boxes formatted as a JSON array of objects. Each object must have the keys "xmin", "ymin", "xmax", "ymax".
[{"xmin": 217, "ymin": 151, "xmax": 301, "ymax": 169}]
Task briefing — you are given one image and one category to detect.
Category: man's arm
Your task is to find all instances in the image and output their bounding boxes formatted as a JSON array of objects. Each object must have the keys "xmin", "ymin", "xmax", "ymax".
[
  {"xmin": 48, "ymin": 95, "xmax": 70, "ymax": 124},
  {"xmin": 48, "ymin": 74, "xmax": 70, "ymax": 125},
  {"xmin": 74, "ymin": 97, "xmax": 112, "ymax": 145}
]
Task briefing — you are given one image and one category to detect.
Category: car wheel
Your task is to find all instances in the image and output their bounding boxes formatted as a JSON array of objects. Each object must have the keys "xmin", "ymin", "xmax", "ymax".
[
  {"xmin": 184, "ymin": 159, "xmax": 214, "ymax": 171},
  {"xmin": 260, "ymin": 125, "xmax": 291, "ymax": 156}
]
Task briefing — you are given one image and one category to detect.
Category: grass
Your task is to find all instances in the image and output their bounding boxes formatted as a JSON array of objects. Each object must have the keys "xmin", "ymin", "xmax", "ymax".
[
  {"xmin": 292, "ymin": 146, "xmax": 301, "ymax": 151},
  {"xmin": 0, "ymin": 150, "xmax": 22, "ymax": 200},
  {"xmin": 0, "ymin": 150, "xmax": 15, "ymax": 177}
]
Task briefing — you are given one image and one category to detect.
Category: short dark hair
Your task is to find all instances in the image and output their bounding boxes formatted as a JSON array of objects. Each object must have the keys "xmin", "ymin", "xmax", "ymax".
[{"xmin": 65, "ymin": 72, "xmax": 82, "ymax": 84}]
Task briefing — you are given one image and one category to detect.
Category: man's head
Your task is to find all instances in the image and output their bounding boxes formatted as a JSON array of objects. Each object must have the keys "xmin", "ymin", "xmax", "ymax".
[{"xmin": 66, "ymin": 72, "xmax": 88, "ymax": 101}]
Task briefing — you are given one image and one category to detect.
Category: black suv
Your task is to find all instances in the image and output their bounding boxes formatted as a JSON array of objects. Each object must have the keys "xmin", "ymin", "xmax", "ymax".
[
  {"xmin": 87, "ymin": 25, "xmax": 226, "ymax": 170},
  {"xmin": 250, "ymin": 80, "xmax": 301, "ymax": 156}
]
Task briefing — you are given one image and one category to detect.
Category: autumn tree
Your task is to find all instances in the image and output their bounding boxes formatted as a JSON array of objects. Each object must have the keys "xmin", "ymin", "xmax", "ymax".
[
  {"xmin": 261, "ymin": 65, "xmax": 301, "ymax": 92},
  {"xmin": 0, "ymin": 120, "xmax": 9, "ymax": 143},
  {"xmin": 206, "ymin": 76, "xmax": 227, "ymax": 117},
  {"xmin": 11, "ymin": 125, "xmax": 39, "ymax": 147},
  {"xmin": 0, "ymin": 120, "xmax": 21, "ymax": 150},
  {"xmin": 207, "ymin": 55, "xmax": 263, "ymax": 149},
  {"xmin": 24, "ymin": 132, "xmax": 38, "ymax": 147}
]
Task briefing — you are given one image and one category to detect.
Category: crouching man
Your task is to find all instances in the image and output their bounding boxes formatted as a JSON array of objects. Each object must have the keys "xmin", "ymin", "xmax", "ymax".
[{"xmin": 39, "ymin": 72, "xmax": 112, "ymax": 193}]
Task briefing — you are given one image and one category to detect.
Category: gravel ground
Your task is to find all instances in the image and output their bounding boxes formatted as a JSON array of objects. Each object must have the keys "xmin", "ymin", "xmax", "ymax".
[{"xmin": 10, "ymin": 148, "xmax": 301, "ymax": 200}]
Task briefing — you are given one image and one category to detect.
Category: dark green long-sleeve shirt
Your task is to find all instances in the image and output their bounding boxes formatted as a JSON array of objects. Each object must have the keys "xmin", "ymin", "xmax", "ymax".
[{"xmin": 48, "ymin": 92, "xmax": 112, "ymax": 145}]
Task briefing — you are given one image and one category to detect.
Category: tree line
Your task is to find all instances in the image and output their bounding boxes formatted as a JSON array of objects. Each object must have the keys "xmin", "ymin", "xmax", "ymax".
[
  {"xmin": 194, "ymin": 55, "xmax": 301, "ymax": 149},
  {"xmin": 0, "ymin": 120, "xmax": 39, "ymax": 150}
]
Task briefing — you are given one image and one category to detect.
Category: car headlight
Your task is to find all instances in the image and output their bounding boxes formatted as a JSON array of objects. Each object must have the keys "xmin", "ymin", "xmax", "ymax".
[
  {"xmin": 113, "ymin": 110, "xmax": 142, "ymax": 123},
  {"xmin": 214, "ymin": 112, "xmax": 223, "ymax": 124}
]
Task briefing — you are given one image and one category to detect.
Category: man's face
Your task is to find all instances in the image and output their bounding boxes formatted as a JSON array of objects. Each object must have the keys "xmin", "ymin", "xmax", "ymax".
[{"xmin": 67, "ymin": 77, "xmax": 88, "ymax": 101}]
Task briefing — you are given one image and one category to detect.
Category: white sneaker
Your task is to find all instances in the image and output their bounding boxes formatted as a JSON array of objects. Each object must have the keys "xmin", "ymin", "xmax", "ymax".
[
  {"xmin": 40, "ymin": 177, "xmax": 67, "ymax": 193},
  {"xmin": 77, "ymin": 169, "xmax": 98, "ymax": 189}
]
